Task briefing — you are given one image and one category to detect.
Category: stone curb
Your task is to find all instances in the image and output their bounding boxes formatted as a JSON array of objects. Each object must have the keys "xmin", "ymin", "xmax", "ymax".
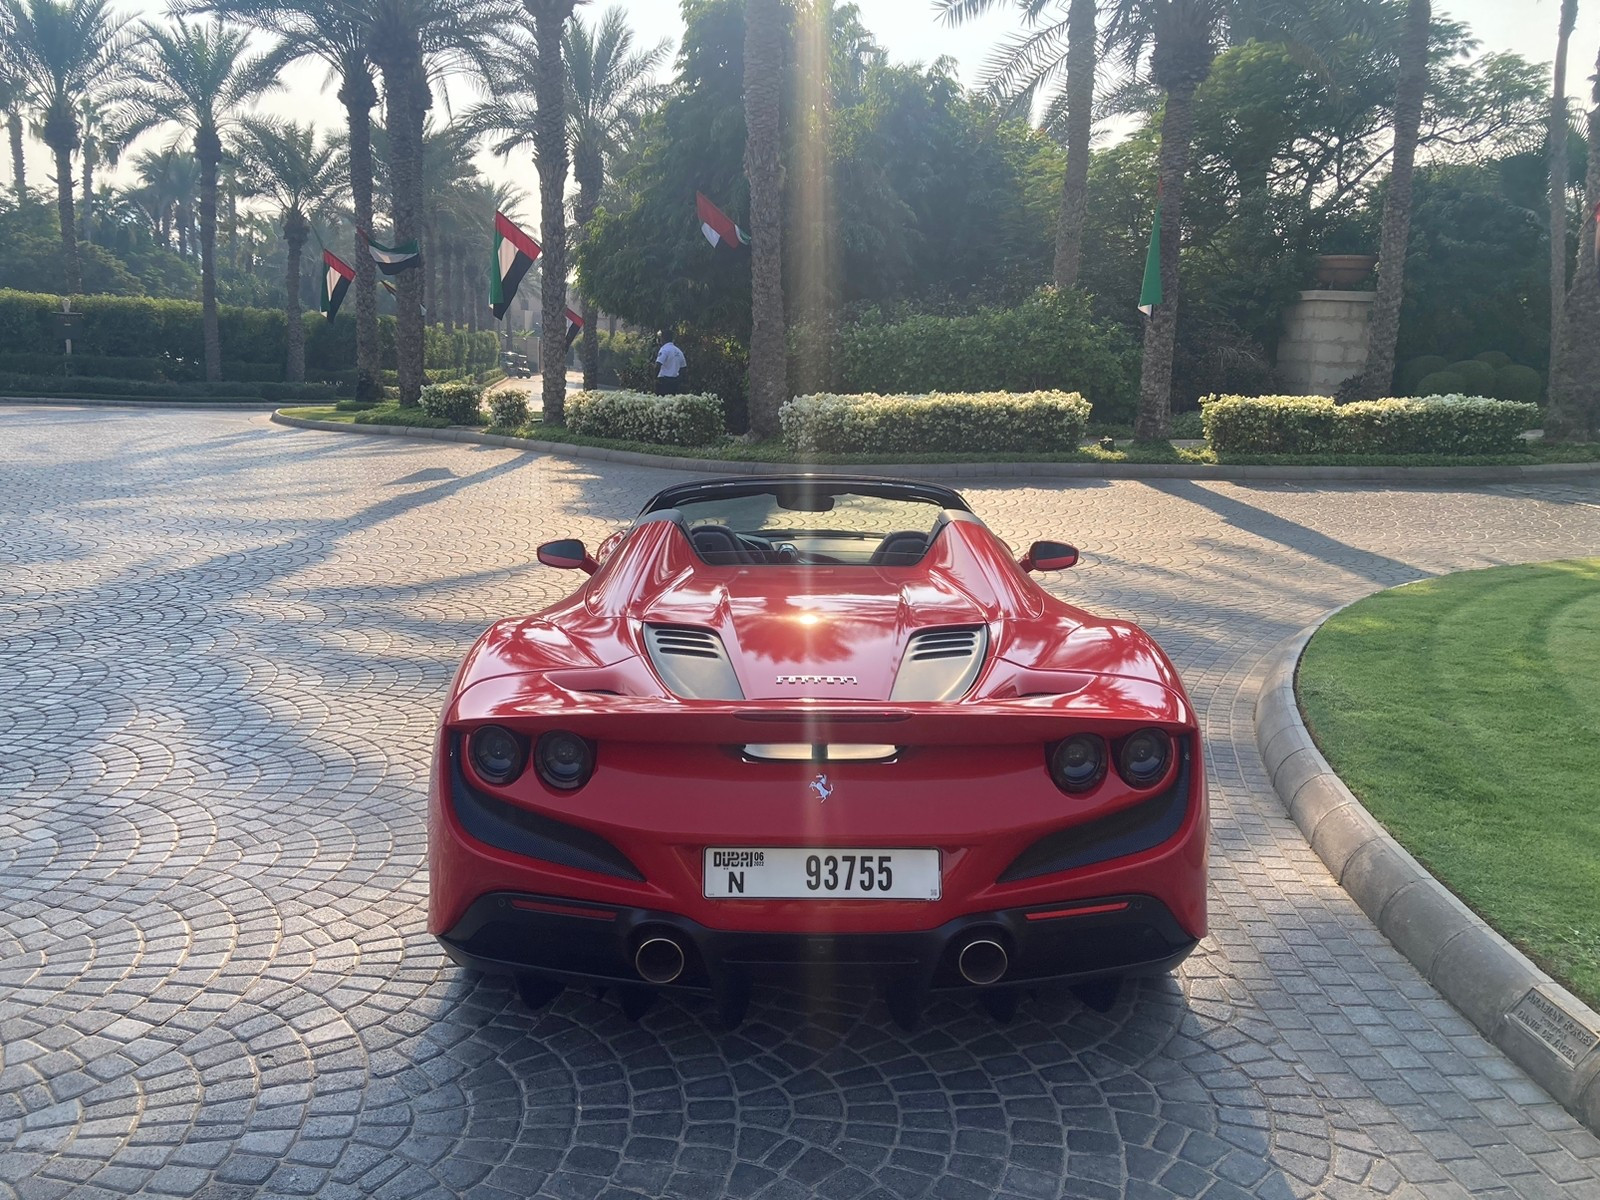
[
  {"xmin": 267, "ymin": 411, "xmax": 1600, "ymax": 483},
  {"xmin": 1257, "ymin": 618, "xmax": 1600, "ymax": 1135}
]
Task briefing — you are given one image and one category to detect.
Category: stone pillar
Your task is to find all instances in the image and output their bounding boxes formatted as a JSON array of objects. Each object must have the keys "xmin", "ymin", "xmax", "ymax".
[{"xmin": 1275, "ymin": 290, "xmax": 1375, "ymax": 396}]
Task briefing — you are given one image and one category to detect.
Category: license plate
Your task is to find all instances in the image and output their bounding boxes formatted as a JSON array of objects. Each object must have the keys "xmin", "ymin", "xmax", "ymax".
[{"xmin": 703, "ymin": 848, "xmax": 941, "ymax": 899}]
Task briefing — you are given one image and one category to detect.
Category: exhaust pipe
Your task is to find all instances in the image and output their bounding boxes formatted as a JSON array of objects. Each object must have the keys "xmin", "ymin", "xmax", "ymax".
[
  {"xmin": 634, "ymin": 936, "xmax": 686, "ymax": 985},
  {"xmin": 958, "ymin": 938, "xmax": 1009, "ymax": 987}
]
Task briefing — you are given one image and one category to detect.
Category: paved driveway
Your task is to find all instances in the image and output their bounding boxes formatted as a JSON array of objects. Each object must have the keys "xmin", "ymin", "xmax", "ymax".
[{"xmin": 3, "ymin": 406, "xmax": 1599, "ymax": 1200}]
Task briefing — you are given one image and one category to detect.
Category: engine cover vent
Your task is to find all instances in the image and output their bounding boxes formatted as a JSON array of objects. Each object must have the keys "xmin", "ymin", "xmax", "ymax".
[
  {"xmin": 644, "ymin": 625, "xmax": 744, "ymax": 700},
  {"xmin": 891, "ymin": 626, "xmax": 988, "ymax": 701}
]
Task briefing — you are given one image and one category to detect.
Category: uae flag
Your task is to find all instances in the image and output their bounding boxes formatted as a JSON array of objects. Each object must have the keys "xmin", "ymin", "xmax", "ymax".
[
  {"xmin": 697, "ymin": 191, "xmax": 748, "ymax": 249},
  {"xmin": 491, "ymin": 211, "xmax": 541, "ymax": 319},
  {"xmin": 1138, "ymin": 204, "xmax": 1162, "ymax": 316},
  {"xmin": 565, "ymin": 307, "xmax": 584, "ymax": 349},
  {"xmin": 320, "ymin": 250, "xmax": 355, "ymax": 322},
  {"xmin": 358, "ymin": 227, "xmax": 421, "ymax": 275}
]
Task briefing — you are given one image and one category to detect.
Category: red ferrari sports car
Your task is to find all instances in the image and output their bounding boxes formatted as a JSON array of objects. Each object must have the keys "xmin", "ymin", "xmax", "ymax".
[{"xmin": 429, "ymin": 475, "xmax": 1206, "ymax": 1027}]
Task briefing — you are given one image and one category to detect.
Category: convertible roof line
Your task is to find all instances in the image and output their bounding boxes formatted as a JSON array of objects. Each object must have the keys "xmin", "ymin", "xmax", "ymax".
[{"xmin": 639, "ymin": 474, "xmax": 973, "ymax": 516}]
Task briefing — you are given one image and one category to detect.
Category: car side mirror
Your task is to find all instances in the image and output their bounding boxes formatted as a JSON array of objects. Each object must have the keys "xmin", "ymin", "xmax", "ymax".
[
  {"xmin": 537, "ymin": 538, "xmax": 597, "ymax": 574},
  {"xmin": 1021, "ymin": 540, "xmax": 1079, "ymax": 572}
]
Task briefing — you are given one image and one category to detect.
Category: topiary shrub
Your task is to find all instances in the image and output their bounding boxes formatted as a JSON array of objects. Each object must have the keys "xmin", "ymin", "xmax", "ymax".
[
  {"xmin": 1446, "ymin": 359, "xmax": 1496, "ymax": 394},
  {"xmin": 1399, "ymin": 355, "xmax": 1449, "ymax": 395},
  {"xmin": 781, "ymin": 391, "xmax": 1092, "ymax": 456},
  {"xmin": 565, "ymin": 389, "xmax": 726, "ymax": 446},
  {"xmin": 487, "ymin": 389, "xmax": 530, "ymax": 429},
  {"xmin": 1473, "ymin": 351, "xmax": 1513, "ymax": 369},
  {"xmin": 418, "ymin": 380, "xmax": 484, "ymax": 424},
  {"xmin": 1169, "ymin": 410, "xmax": 1205, "ymax": 440},
  {"xmin": 1415, "ymin": 370, "xmax": 1466, "ymax": 397},
  {"xmin": 1490, "ymin": 364, "xmax": 1543, "ymax": 405},
  {"xmin": 1204, "ymin": 394, "xmax": 1540, "ymax": 456}
]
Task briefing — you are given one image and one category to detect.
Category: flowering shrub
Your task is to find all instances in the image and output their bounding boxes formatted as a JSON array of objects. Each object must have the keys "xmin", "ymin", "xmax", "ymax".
[
  {"xmin": 418, "ymin": 380, "xmax": 484, "ymax": 424},
  {"xmin": 565, "ymin": 389, "xmax": 726, "ymax": 446},
  {"xmin": 487, "ymin": 389, "xmax": 529, "ymax": 428},
  {"xmin": 780, "ymin": 391, "xmax": 1092, "ymax": 456},
  {"xmin": 1201, "ymin": 394, "xmax": 1541, "ymax": 455}
]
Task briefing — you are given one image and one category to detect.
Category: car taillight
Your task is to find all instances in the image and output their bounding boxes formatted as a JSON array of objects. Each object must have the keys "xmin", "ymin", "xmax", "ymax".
[
  {"xmin": 1116, "ymin": 728, "xmax": 1172, "ymax": 788},
  {"xmin": 470, "ymin": 725, "xmax": 527, "ymax": 785},
  {"xmin": 1048, "ymin": 734, "xmax": 1107, "ymax": 794},
  {"xmin": 535, "ymin": 730, "xmax": 595, "ymax": 791}
]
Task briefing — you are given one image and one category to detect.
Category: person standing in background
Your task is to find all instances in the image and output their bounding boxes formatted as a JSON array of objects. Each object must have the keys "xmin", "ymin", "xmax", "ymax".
[{"xmin": 655, "ymin": 330, "xmax": 687, "ymax": 395}]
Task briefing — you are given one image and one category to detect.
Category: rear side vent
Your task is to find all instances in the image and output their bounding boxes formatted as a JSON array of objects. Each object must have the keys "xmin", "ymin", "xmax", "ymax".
[
  {"xmin": 891, "ymin": 626, "xmax": 988, "ymax": 702},
  {"xmin": 644, "ymin": 625, "xmax": 744, "ymax": 700}
]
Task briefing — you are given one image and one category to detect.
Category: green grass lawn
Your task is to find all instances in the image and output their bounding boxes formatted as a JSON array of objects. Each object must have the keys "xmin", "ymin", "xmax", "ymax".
[
  {"xmin": 1298, "ymin": 560, "xmax": 1600, "ymax": 1008},
  {"xmin": 277, "ymin": 406, "xmax": 1600, "ymax": 468}
]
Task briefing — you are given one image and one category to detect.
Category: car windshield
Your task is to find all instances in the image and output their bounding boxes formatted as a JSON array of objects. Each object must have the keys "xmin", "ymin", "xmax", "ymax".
[{"xmin": 650, "ymin": 481, "xmax": 959, "ymax": 566}]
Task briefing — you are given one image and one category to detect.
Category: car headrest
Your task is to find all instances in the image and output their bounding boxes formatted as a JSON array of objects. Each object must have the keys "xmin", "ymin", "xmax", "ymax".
[
  {"xmin": 690, "ymin": 524, "xmax": 753, "ymax": 565},
  {"xmin": 870, "ymin": 530, "xmax": 931, "ymax": 566}
]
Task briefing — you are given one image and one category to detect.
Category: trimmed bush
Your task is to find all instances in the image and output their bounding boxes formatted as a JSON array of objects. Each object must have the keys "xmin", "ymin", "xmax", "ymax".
[
  {"xmin": 0, "ymin": 371, "xmax": 334, "ymax": 401},
  {"xmin": 1474, "ymin": 350, "xmax": 1513, "ymax": 368},
  {"xmin": 1446, "ymin": 359, "xmax": 1497, "ymax": 394},
  {"xmin": 1203, "ymin": 394, "xmax": 1541, "ymax": 456},
  {"xmin": 1416, "ymin": 370, "xmax": 1466, "ymax": 397},
  {"xmin": 835, "ymin": 290, "xmax": 1137, "ymax": 424},
  {"xmin": 1398, "ymin": 355, "xmax": 1449, "ymax": 394},
  {"xmin": 780, "ymin": 391, "xmax": 1093, "ymax": 456},
  {"xmin": 1170, "ymin": 410, "xmax": 1205, "ymax": 440},
  {"xmin": 565, "ymin": 389, "xmax": 726, "ymax": 446},
  {"xmin": 487, "ymin": 389, "xmax": 530, "ymax": 428},
  {"xmin": 1491, "ymin": 364, "xmax": 1543, "ymax": 405},
  {"xmin": 418, "ymin": 380, "xmax": 483, "ymax": 424}
]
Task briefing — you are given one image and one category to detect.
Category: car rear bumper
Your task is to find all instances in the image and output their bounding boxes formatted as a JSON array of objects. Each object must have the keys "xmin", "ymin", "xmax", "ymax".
[{"xmin": 436, "ymin": 890, "xmax": 1198, "ymax": 993}]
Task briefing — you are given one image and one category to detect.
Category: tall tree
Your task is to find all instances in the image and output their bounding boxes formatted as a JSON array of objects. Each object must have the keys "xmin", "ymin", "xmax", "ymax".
[
  {"xmin": 1547, "ymin": 0, "xmax": 1578, "ymax": 383},
  {"xmin": 234, "ymin": 118, "xmax": 346, "ymax": 383},
  {"xmin": 744, "ymin": 0, "xmax": 786, "ymax": 436},
  {"xmin": 934, "ymin": 0, "xmax": 1098, "ymax": 289},
  {"xmin": 1348, "ymin": 0, "xmax": 1430, "ymax": 400},
  {"xmin": 1548, "ymin": 45, "xmax": 1600, "ymax": 438},
  {"xmin": 0, "ymin": 40, "xmax": 30, "ymax": 206},
  {"xmin": 199, "ymin": 0, "xmax": 382, "ymax": 399},
  {"xmin": 117, "ymin": 19, "xmax": 271, "ymax": 381},
  {"xmin": 525, "ymin": 0, "xmax": 581, "ymax": 423},
  {"xmin": 2, "ymin": 0, "xmax": 131, "ymax": 294}
]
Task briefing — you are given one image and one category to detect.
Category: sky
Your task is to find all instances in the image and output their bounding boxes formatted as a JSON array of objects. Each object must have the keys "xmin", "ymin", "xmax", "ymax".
[{"xmin": 16, "ymin": 0, "xmax": 1596, "ymax": 214}]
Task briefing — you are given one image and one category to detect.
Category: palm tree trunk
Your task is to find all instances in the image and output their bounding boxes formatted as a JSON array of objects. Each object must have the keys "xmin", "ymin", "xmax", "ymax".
[
  {"xmin": 197, "ymin": 125, "xmax": 223, "ymax": 383},
  {"xmin": 80, "ymin": 143, "xmax": 95, "ymax": 244},
  {"xmin": 285, "ymin": 212, "xmax": 308, "ymax": 383},
  {"xmin": 1548, "ymin": 0, "xmax": 1578, "ymax": 382},
  {"xmin": 575, "ymin": 169, "xmax": 600, "ymax": 390},
  {"xmin": 533, "ymin": 0, "xmax": 576, "ymax": 424},
  {"xmin": 343, "ymin": 73, "xmax": 381, "ymax": 401},
  {"xmin": 1351, "ymin": 0, "xmax": 1430, "ymax": 401},
  {"xmin": 7, "ymin": 112, "xmax": 24, "ymax": 205},
  {"xmin": 745, "ymin": 0, "xmax": 786, "ymax": 437},
  {"xmin": 1053, "ymin": 0, "xmax": 1095, "ymax": 289},
  {"xmin": 1134, "ymin": 78, "xmax": 1199, "ymax": 440},
  {"xmin": 1548, "ymin": 44, "xmax": 1600, "ymax": 438},
  {"xmin": 381, "ymin": 58, "xmax": 428, "ymax": 406},
  {"xmin": 51, "ymin": 139, "xmax": 80, "ymax": 295},
  {"xmin": 424, "ymin": 212, "xmax": 438, "ymax": 326}
]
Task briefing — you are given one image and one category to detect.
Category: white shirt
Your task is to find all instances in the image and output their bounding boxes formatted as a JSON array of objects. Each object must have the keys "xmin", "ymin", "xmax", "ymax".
[{"xmin": 656, "ymin": 342, "xmax": 686, "ymax": 378}]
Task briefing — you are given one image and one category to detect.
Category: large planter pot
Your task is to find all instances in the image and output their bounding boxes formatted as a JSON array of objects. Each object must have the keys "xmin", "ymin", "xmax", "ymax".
[{"xmin": 1314, "ymin": 253, "xmax": 1378, "ymax": 288}]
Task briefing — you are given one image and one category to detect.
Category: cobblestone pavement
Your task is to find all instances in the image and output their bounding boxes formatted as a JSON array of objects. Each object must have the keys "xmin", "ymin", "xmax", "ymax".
[{"xmin": 4, "ymin": 405, "xmax": 1600, "ymax": 1200}]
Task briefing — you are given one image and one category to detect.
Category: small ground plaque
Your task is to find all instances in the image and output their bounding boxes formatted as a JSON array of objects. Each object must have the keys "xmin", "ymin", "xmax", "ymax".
[{"xmin": 1508, "ymin": 987, "xmax": 1600, "ymax": 1068}]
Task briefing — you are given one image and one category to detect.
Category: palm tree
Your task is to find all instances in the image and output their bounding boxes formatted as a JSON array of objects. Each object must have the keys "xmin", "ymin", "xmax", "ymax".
[
  {"xmin": 194, "ymin": 0, "xmax": 383, "ymax": 399},
  {"xmin": 1348, "ymin": 0, "xmax": 1430, "ymax": 401},
  {"xmin": 745, "ymin": 0, "xmax": 786, "ymax": 437},
  {"xmin": 1548, "ymin": 45, "xmax": 1600, "ymax": 438},
  {"xmin": 471, "ymin": 5, "xmax": 664, "ymax": 388},
  {"xmin": 0, "ymin": 44, "xmax": 30, "ymax": 207},
  {"xmin": 935, "ymin": 0, "xmax": 1098, "ymax": 289},
  {"xmin": 525, "ymin": 0, "xmax": 581, "ymax": 424},
  {"xmin": 234, "ymin": 118, "xmax": 347, "ymax": 383},
  {"xmin": 1547, "ymin": 0, "xmax": 1578, "ymax": 384},
  {"xmin": 132, "ymin": 144, "xmax": 201, "ymax": 251},
  {"xmin": 116, "ymin": 19, "xmax": 272, "ymax": 381},
  {"xmin": 2, "ymin": 0, "xmax": 132, "ymax": 293}
]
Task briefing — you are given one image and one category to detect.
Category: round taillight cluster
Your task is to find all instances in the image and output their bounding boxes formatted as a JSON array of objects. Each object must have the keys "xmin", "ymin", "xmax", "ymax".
[
  {"xmin": 1047, "ymin": 728, "xmax": 1174, "ymax": 795},
  {"xmin": 469, "ymin": 726, "xmax": 595, "ymax": 791}
]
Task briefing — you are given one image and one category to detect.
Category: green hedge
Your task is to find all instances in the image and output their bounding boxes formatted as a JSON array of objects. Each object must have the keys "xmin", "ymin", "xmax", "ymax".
[
  {"xmin": 418, "ymin": 380, "xmax": 484, "ymax": 424},
  {"xmin": 1202, "ymin": 394, "xmax": 1541, "ymax": 456},
  {"xmin": 0, "ymin": 288, "xmax": 497, "ymax": 377},
  {"xmin": 566, "ymin": 389, "xmax": 727, "ymax": 446},
  {"xmin": 487, "ymin": 389, "xmax": 529, "ymax": 428},
  {"xmin": 0, "ymin": 371, "xmax": 336, "ymax": 402},
  {"xmin": 834, "ymin": 290, "xmax": 1137, "ymax": 423},
  {"xmin": 781, "ymin": 391, "xmax": 1093, "ymax": 456}
]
